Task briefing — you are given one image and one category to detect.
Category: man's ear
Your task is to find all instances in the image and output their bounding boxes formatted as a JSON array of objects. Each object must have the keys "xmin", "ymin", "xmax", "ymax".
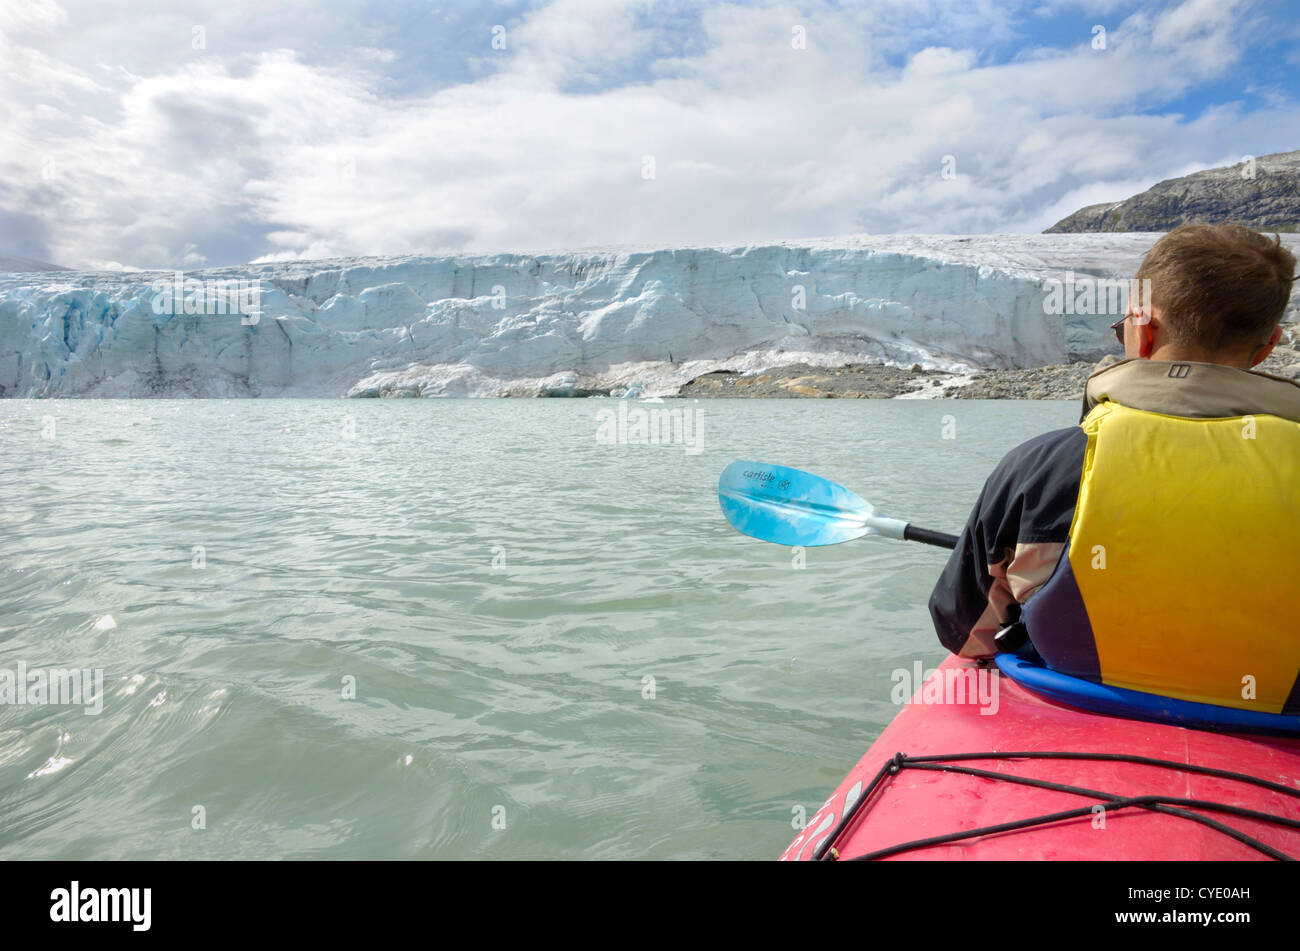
[
  {"xmin": 1137, "ymin": 310, "xmax": 1158, "ymax": 358},
  {"xmin": 1249, "ymin": 324, "xmax": 1285, "ymax": 368}
]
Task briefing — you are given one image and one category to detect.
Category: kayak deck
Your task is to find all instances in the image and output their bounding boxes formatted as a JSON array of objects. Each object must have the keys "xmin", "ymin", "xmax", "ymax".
[{"xmin": 782, "ymin": 656, "xmax": 1300, "ymax": 861}]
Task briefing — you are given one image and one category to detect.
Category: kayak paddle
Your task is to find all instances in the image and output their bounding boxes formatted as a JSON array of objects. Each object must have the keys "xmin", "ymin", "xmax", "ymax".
[{"xmin": 717, "ymin": 460, "xmax": 959, "ymax": 549}]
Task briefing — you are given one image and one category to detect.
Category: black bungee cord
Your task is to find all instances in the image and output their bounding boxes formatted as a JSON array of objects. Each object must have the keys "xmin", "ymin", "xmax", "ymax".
[{"xmin": 811, "ymin": 750, "xmax": 1300, "ymax": 861}]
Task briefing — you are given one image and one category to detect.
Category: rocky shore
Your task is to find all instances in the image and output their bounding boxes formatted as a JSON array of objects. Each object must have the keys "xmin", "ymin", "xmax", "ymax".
[
  {"xmin": 677, "ymin": 362, "xmax": 943, "ymax": 399},
  {"xmin": 946, "ymin": 335, "xmax": 1300, "ymax": 399},
  {"xmin": 939, "ymin": 361, "xmax": 1103, "ymax": 400},
  {"xmin": 675, "ymin": 332, "xmax": 1300, "ymax": 401},
  {"xmin": 673, "ymin": 358, "xmax": 1101, "ymax": 400}
]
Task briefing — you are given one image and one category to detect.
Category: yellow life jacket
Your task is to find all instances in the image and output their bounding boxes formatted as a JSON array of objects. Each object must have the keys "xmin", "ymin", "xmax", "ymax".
[{"xmin": 1022, "ymin": 359, "xmax": 1300, "ymax": 714}]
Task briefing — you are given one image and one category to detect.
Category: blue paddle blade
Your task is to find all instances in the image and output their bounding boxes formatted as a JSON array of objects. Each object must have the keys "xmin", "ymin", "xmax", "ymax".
[{"xmin": 718, "ymin": 460, "xmax": 875, "ymax": 547}]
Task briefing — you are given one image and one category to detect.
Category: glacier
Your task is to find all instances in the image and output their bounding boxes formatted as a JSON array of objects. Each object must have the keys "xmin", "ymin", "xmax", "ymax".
[{"xmin": 2, "ymin": 234, "xmax": 1296, "ymax": 398}]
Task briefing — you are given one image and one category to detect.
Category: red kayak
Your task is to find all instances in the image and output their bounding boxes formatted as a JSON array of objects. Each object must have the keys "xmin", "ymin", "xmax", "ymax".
[{"xmin": 782, "ymin": 656, "xmax": 1300, "ymax": 861}]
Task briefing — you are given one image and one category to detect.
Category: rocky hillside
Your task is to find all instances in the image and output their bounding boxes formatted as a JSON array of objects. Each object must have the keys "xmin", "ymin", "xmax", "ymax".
[{"xmin": 1046, "ymin": 150, "xmax": 1300, "ymax": 233}]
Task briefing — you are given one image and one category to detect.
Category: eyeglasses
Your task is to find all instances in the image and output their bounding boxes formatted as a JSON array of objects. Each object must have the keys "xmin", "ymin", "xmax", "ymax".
[{"xmin": 1110, "ymin": 316, "xmax": 1126, "ymax": 345}]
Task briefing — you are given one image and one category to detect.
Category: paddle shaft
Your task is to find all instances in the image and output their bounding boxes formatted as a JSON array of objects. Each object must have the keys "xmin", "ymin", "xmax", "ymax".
[{"xmin": 903, "ymin": 524, "xmax": 959, "ymax": 550}]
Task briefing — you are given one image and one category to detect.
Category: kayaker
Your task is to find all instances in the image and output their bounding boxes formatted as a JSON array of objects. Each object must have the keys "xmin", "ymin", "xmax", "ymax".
[{"xmin": 929, "ymin": 223, "xmax": 1300, "ymax": 715}]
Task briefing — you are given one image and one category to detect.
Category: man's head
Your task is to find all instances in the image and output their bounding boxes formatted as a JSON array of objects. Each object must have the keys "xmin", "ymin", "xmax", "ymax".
[{"xmin": 1120, "ymin": 223, "xmax": 1297, "ymax": 368}]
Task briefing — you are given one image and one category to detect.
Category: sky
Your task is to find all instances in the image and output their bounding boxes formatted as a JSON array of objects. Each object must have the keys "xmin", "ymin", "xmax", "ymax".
[{"xmin": 1, "ymin": 0, "xmax": 1297, "ymax": 270}]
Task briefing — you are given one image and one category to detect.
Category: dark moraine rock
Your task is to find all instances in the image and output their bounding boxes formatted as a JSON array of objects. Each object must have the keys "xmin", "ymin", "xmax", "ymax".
[{"xmin": 678, "ymin": 362, "xmax": 944, "ymax": 398}]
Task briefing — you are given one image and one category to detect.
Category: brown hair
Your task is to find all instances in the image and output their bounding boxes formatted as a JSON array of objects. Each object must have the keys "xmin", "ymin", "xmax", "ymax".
[{"xmin": 1134, "ymin": 223, "xmax": 1297, "ymax": 354}]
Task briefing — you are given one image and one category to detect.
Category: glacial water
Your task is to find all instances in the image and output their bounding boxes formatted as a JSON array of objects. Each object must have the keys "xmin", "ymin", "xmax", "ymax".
[{"xmin": 0, "ymin": 397, "xmax": 1079, "ymax": 859}]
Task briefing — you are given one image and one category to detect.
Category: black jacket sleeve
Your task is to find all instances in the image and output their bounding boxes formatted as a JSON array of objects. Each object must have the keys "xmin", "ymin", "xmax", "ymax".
[{"xmin": 928, "ymin": 426, "xmax": 1087, "ymax": 657}]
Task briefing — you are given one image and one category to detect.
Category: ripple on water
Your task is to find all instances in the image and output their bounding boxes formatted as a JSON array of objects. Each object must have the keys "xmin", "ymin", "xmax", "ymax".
[{"xmin": 0, "ymin": 397, "xmax": 1079, "ymax": 858}]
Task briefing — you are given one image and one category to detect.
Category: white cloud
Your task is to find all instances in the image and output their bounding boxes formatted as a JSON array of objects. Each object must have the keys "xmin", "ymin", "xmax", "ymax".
[
  {"xmin": 0, "ymin": 0, "xmax": 1293, "ymax": 269},
  {"xmin": 503, "ymin": 0, "xmax": 658, "ymax": 88},
  {"xmin": 0, "ymin": 0, "xmax": 68, "ymax": 34},
  {"xmin": 904, "ymin": 47, "xmax": 978, "ymax": 78}
]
